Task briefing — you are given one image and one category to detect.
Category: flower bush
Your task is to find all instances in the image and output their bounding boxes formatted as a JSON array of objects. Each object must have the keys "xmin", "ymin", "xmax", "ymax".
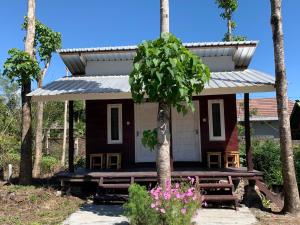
[{"xmin": 124, "ymin": 177, "xmax": 202, "ymax": 225}]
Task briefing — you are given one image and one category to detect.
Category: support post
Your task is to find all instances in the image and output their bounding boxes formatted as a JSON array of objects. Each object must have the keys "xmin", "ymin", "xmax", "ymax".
[
  {"xmin": 244, "ymin": 93, "xmax": 254, "ymax": 171},
  {"xmin": 68, "ymin": 100, "xmax": 74, "ymax": 173}
]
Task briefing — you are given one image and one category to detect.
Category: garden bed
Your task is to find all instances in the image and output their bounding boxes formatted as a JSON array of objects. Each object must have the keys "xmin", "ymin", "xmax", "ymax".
[{"xmin": 0, "ymin": 183, "xmax": 84, "ymax": 225}]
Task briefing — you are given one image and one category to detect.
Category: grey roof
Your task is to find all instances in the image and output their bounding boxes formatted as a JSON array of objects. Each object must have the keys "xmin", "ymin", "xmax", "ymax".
[
  {"xmin": 58, "ymin": 41, "xmax": 258, "ymax": 75},
  {"xmin": 28, "ymin": 69, "xmax": 275, "ymax": 102},
  {"xmin": 57, "ymin": 41, "xmax": 258, "ymax": 53}
]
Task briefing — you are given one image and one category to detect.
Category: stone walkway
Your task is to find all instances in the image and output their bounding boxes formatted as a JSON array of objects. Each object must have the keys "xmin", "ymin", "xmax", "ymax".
[
  {"xmin": 193, "ymin": 207, "xmax": 258, "ymax": 225},
  {"xmin": 62, "ymin": 204, "xmax": 129, "ymax": 225},
  {"xmin": 63, "ymin": 204, "xmax": 257, "ymax": 225}
]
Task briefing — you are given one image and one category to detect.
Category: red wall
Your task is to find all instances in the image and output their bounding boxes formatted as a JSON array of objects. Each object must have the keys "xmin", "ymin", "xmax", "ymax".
[
  {"xmin": 85, "ymin": 94, "xmax": 238, "ymax": 168},
  {"xmin": 86, "ymin": 99, "xmax": 135, "ymax": 168},
  {"xmin": 197, "ymin": 94, "xmax": 239, "ymax": 165}
]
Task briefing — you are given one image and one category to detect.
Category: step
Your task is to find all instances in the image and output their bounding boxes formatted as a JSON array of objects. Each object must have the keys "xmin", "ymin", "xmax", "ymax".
[
  {"xmin": 99, "ymin": 183, "xmax": 130, "ymax": 189},
  {"xmin": 199, "ymin": 183, "xmax": 233, "ymax": 189},
  {"xmin": 203, "ymin": 194, "xmax": 237, "ymax": 202}
]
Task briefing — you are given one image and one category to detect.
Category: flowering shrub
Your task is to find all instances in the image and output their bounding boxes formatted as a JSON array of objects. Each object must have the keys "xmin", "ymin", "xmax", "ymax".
[{"xmin": 124, "ymin": 177, "xmax": 201, "ymax": 225}]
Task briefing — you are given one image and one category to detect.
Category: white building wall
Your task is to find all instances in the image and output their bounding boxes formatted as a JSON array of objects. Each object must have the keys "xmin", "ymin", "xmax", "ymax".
[{"xmin": 85, "ymin": 56, "xmax": 235, "ymax": 75}]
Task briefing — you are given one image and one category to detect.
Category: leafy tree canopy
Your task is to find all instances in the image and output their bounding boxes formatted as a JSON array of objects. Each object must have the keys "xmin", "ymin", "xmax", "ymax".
[
  {"xmin": 215, "ymin": 0, "xmax": 246, "ymax": 42},
  {"xmin": 23, "ymin": 17, "xmax": 62, "ymax": 64},
  {"xmin": 129, "ymin": 33, "xmax": 210, "ymax": 114},
  {"xmin": 216, "ymin": 0, "xmax": 238, "ymax": 20},
  {"xmin": 3, "ymin": 48, "xmax": 40, "ymax": 85}
]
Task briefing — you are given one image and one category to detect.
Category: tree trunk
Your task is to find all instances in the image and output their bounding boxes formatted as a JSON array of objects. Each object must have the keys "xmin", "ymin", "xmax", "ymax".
[
  {"xmin": 157, "ymin": 0, "xmax": 171, "ymax": 188},
  {"xmin": 156, "ymin": 102, "xmax": 171, "ymax": 188},
  {"xmin": 227, "ymin": 9, "xmax": 232, "ymax": 41},
  {"xmin": 270, "ymin": 0, "xmax": 300, "ymax": 214},
  {"xmin": 19, "ymin": 0, "xmax": 36, "ymax": 185},
  {"xmin": 33, "ymin": 62, "xmax": 49, "ymax": 178},
  {"xmin": 61, "ymin": 101, "xmax": 68, "ymax": 166},
  {"xmin": 160, "ymin": 0, "xmax": 169, "ymax": 34}
]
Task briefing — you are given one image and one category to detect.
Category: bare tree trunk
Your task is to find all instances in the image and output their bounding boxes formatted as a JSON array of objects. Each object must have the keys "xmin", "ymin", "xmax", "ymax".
[
  {"xmin": 156, "ymin": 0, "xmax": 171, "ymax": 188},
  {"xmin": 19, "ymin": 0, "xmax": 36, "ymax": 185},
  {"xmin": 33, "ymin": 62, "xmax": 49, "ymax": 178},
  {"xmin": 156, "ymin": 102, "xmax": 171, "ymax": 188},
  {"xmin": 270, "ymin": 0, "xmax": 300, "ymax": 214},
  {"xmin": 61, "ymin": 101, "xmax": 68, "ymax": 166},
  {"xmin": 160, "ymin": 0, "xmax": 169, "ymax": 34},
  {"xmin": 227, "ymin": 9, "xmax": 232, "ymax": 41}
]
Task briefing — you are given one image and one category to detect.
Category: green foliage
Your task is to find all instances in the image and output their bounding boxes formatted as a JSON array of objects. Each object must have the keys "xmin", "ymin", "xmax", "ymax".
[
  {"xmin": 216, "ymin": 0, "xmax": 238, "ymax": 20},
  {"xmin": 40, "ymin": 156, "xmax": 59, "ymax": 174},
  {"xmin": 75, "ymin": 155, "xmax": 86, "ymax": 169},
  {"xmin": 223, "ymin": 33, "xmax": 246, "ymax": 42},
  {"xmin": 23, "ymin": 17, "xmax": 62, "ymax": 64},
  {"xmin": 250, "ymin": 140, "xmax": 283, "ymax": 185},
  {"xmin": 124, "ymin": 184, "xmax": 159, "ymax": 225},
  {"xmin": 141, "ymin": 129, "xmax": 158, "ymax": 151},
  {"xmin": 3, "ymin": 48, "xmax": 41, "ymax": 85},
  {"xmin": 0, "ymin": 134, "xmax": 20, "ymax": 170},
  {"xmin": 215, "ymin": 0, "xmax": 247, "ymax": 42},
  {"xmin": 130, "ymin": 33, "xmax": 210, "ymax": 114},
  {"xmin": 293, "ymin": 144, "xmax": 300, "ymax": 186}
]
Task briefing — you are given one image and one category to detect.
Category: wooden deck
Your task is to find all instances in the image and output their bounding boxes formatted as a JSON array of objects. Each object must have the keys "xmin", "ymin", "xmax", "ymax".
[{"xmin": 56, "ymin": 167, "xmax": 263, "ymax": 183}]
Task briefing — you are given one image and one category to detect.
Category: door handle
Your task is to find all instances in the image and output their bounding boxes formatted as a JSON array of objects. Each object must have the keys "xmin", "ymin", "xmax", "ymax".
[
  {"xmin": 136, "ymin": 131, "xmax": 139, "ymax": 137},
  {"xmin": 195, "ymin": 129, "xmax": 198, "ymax": 134}
]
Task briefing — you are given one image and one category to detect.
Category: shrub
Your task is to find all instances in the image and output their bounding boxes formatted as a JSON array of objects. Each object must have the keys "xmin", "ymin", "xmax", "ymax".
[
  {"xmin": 124, "ymin": 179, "xmax": 201, "ymax": 225},
  {"xmin": 240, "ymin": 140, "xmax": 300, "ymax": 186},
  {"xmin": 251, "ymin": 140, "xmax": 283, "ymax": 185},
  {"xmin": 40, "ymin": 156, "xmax": 60, "ymax": 175},
  {"xmin": 124, "ymin": 184, "xmax": 159, "ymax": 225}
]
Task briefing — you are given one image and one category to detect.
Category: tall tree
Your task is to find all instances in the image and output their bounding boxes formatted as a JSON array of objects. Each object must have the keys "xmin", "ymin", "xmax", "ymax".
[
  {"xmin": 155, "ymin": 0, "xmax": 172, "ymax": 188},
  {"xmin": 23, "ymin": 19, "xmax": 62, "ymax": 177},
  {"xmin": 215, "ymin": 0, "xmax": 246, "ymax": 41},
  {"xmin": 270, "ymin": 0, "xmax": 300, "ymax": 214},
  {"xmin": 20, "ymin": 0, "xmax": 35, "ymax": 185},
  {"xmin": 130, "ymin": 33, "xmax": 210, "ymax": 188}
]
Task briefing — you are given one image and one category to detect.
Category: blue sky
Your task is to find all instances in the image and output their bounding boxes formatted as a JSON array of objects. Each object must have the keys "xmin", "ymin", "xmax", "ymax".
[{"xmin": 1, "ymin": 0, "xmax": 299, "ymax": 100}]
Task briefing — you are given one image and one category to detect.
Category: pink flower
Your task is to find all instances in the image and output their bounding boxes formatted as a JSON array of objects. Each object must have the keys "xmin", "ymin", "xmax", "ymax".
[
  {"xmin": 175, "ymin": 183, "xmax": 180, "ymax": 189},
  {"xmin": 181, "ymin": 208, "xmax": 187, "ymax": 214},
  {"xmin": 163, "ymin": 192, "xmax": 171, "ymax": 200},
  {"xmin": 192, "ymin": 195, "xmax": 197, "ymax": 201},
  {"xmin": 160, "ymin": 208, "xmax": 166, "ymax": 214}
]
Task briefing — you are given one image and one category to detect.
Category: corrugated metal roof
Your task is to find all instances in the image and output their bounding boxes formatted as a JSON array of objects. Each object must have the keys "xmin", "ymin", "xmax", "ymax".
[
  {"xmin": 236, "ymin": 98, "xmax": 294, "ymax": 121},
  {"xmin": 28, "ymin": 69, "xmax": 275, "ymax": 101},
  {"xmin": 57, "ymin": 41, "xmax": 258, "ymax": 53},
  {"xmin": 59, "ymin": 41, "xmax": 258, "ymax": 75}
]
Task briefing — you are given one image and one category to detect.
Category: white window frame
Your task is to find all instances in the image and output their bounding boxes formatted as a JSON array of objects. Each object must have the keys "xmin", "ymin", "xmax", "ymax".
[
  {"xmin": 208, "ymin": 99, "xmax": 225, "ymax": 141},
  {"xmin": 107, "ymin": 104, "xmax": 123, "ymax": 144}
]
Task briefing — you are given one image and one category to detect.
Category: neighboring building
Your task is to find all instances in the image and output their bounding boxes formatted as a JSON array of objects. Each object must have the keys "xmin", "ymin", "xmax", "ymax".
[
  {"xmin": 291, "ymin": 100, "xmax": 300, "ymax": 140},
  {"xmin": 236, "ymin": 98, "xmax": 294, "ymax": 139},
  {"xmin": 28, "ymin": 41, "xmax": 275, "ymax": 169}
]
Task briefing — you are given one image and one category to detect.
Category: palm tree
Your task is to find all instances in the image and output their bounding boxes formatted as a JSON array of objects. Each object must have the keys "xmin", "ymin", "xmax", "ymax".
[{"xmin": 270, "ymin": 0, "xmax": 300, "ymax": 214}]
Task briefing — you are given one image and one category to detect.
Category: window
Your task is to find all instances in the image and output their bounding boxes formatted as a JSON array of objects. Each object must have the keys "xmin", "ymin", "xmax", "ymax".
[
  {"xmin": 107, "ymin": 104, "xmax": 122, "ymax": 144},
  {"xmin": 208, "ymin": 99, "xmax": 225, "ymax": 141}
]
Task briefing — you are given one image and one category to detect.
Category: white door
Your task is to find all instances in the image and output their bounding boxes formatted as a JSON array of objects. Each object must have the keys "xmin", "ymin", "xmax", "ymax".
[
  {"xmin": 171, "ymin": 101, "xmax": 201, "ymax": 162},
  {"xmin": 134, "ymin": 103, "xmax": 158, "ymax": 162}
]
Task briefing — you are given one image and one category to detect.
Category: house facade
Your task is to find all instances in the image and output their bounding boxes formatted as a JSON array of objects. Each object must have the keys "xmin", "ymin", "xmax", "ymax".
[
  {"xmin": 236, "ymin": 98, "xmax": 294, "ymax": 139},
  {"xmin": 28, "ymin": 41, "xmax": 275, "ymax": 170}
]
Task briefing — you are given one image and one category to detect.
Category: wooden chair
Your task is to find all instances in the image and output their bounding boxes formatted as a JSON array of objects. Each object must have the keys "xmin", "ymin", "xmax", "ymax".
[
  {"xmin": 224, "ymin": 151, "xmax": 240, "ymax": 168},
  {"xmin": 106, "ymin": 153, "xmax": 122, "ymax": 169},
  {"xmin": 90, "ymin": 153, "xmax": 105, "ymax": 170},
  {"xmin": 207, "ymin": 152, "xmax": 222, "ymax": 168}
]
